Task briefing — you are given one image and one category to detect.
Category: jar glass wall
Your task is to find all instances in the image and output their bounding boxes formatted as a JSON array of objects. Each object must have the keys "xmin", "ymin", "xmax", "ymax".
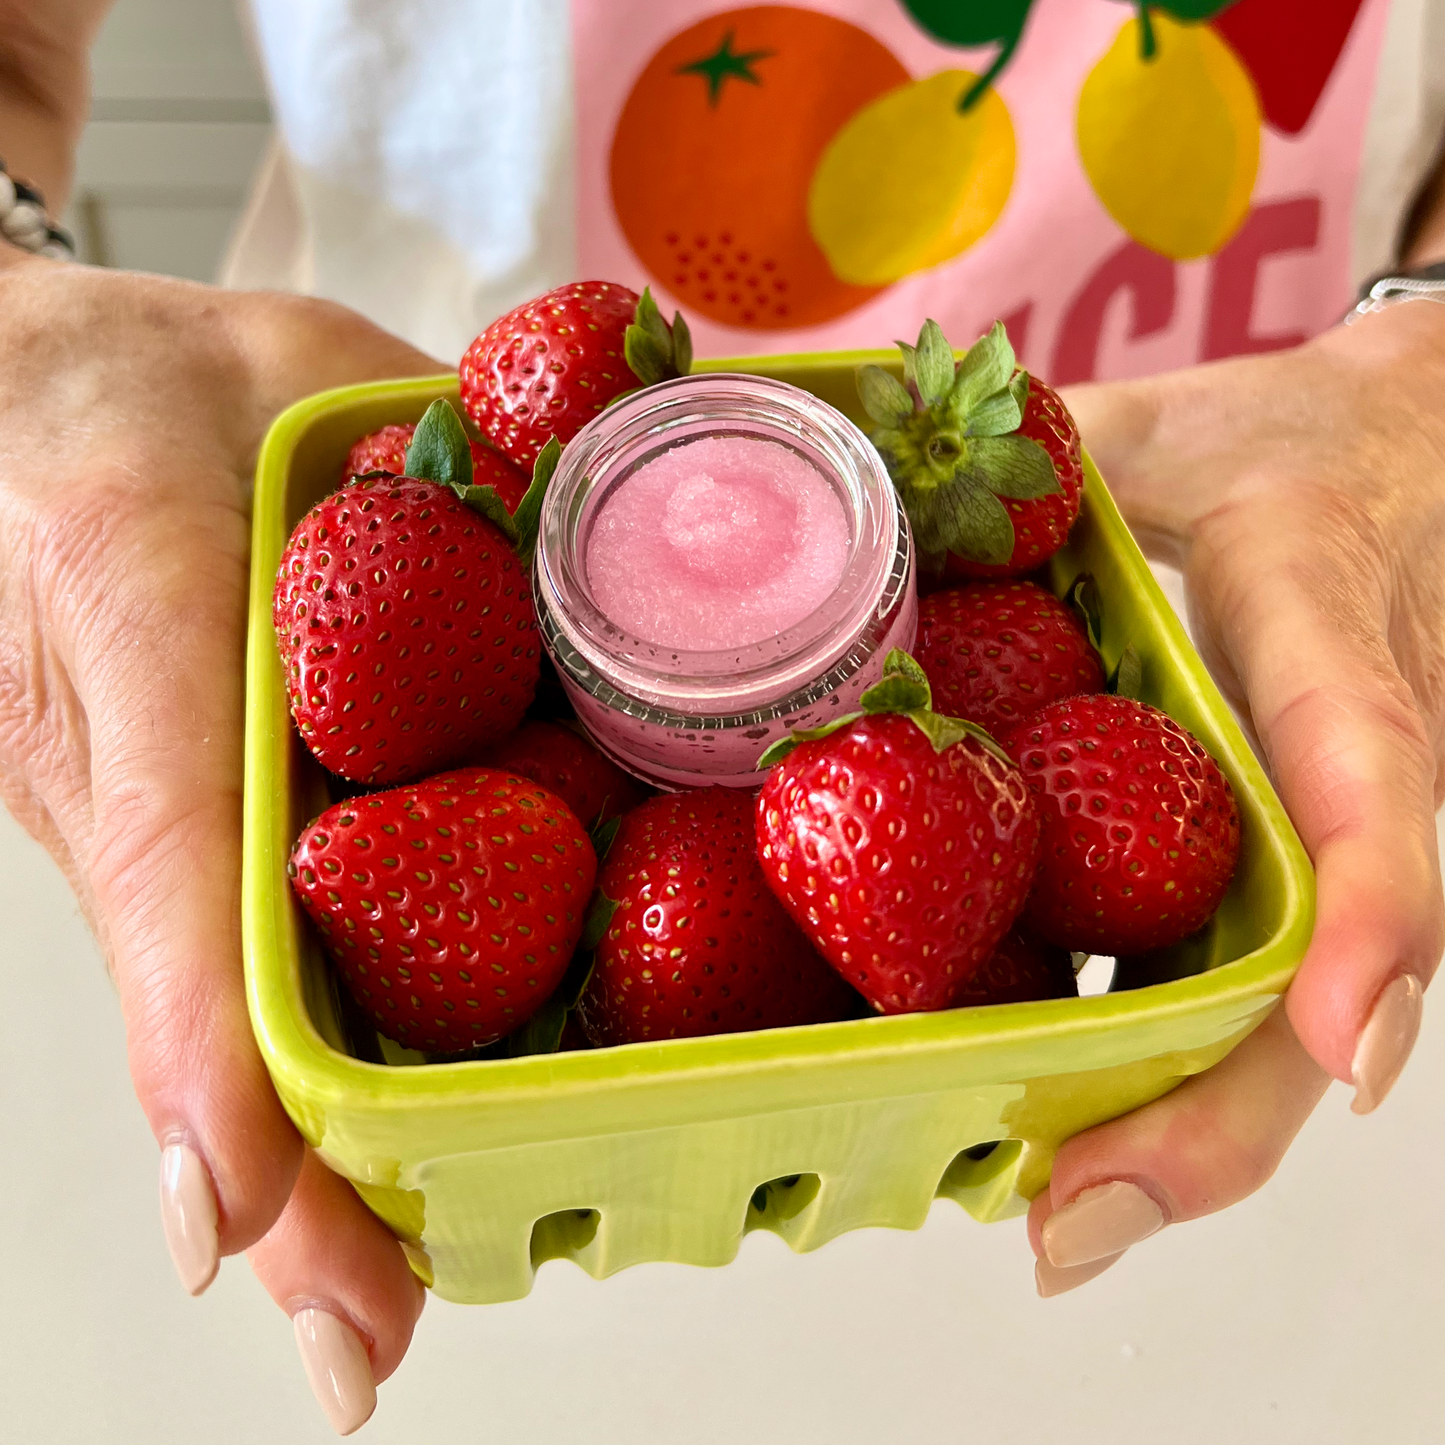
[{"xmin": 533, "ymin": 374, "xmax": 917, "ymax": 788}]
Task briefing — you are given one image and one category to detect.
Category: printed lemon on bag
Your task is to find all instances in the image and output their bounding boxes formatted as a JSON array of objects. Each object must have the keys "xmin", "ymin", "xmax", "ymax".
[
  {"xmin": 1077, "ymin": 12, "xmax": 1260, "ymax": 261},
  {"xmin": 808, "ymin": 70, "xmax": 1015, "ymax": 286}
]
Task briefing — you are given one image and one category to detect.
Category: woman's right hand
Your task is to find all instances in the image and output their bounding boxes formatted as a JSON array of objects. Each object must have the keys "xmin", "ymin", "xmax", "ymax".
[{"xmin": 0, "ymin": 252, "xmax": 442, "ymax": 1434}]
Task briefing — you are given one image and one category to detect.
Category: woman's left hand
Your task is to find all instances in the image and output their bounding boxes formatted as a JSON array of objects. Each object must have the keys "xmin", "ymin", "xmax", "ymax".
[{"xmin": 1030, "ymin": 296, "xmax": 1445, "ymax": 1295}]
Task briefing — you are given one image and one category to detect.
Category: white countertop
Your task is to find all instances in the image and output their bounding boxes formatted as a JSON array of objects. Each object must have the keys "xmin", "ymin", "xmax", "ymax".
[{"xmin": 3, "ymin": 780, "xmax": 1443, "ymax": 1443}]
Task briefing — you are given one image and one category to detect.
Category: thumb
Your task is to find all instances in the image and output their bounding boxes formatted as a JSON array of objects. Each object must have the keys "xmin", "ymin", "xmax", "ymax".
[
  {"xmin": 1061, "ymin": 374, "xmax": 1196, "ymax": 563},
  {"xmin": 224, "ymin": 290, "xmax": 449, "ymax": 427}
]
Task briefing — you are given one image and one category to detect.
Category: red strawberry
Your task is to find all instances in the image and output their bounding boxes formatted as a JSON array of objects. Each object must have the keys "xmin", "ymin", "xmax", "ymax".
[
  {"xmin": 472, "ymin": 720, "xmax": 649, "ymax": 826},
  {"xmin": 274, "ymin": 403, "xmax": 542, "ymax": 784},
  {"xmin": 460, "ymin": 282, "xmax": 692, "ymax": 469},
  {"xmin": 341, "ymin": 423, "xmax": 530, "ymax": 513},
  {"xmin": 858, "ymin": 319, "xmax": 1083, "ymax": 582},
  {"xmin": 1004, "ymin": 694, "xmax": 1241, "ymax": 954},
  {"xmin": 288, "ymin": 769, "xmax": 597, "ymax": 1053},
  {"xmin": 915, "ymin": 580, "xmax": 1104, "ymax": 736},
  {"xmin": 953, "ymin": 925, "xmax": 1077, "ymax": 1008},
  {"xmin": 942, "ymin": 377, "xmax": 1083, "ymax": 582},
  {"xmin": 577, "ymin": 789, "xmax": 857, "ymax": 1046},
  {"xmin": 755, "ymin": 650, "xmax": 1041, "ymax": 1014}
]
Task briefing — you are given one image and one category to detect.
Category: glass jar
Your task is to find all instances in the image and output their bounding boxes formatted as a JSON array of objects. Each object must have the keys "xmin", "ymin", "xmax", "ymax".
[{"xmin": 533, "ymin": 373, "xmax": 917, "ymax": 789}]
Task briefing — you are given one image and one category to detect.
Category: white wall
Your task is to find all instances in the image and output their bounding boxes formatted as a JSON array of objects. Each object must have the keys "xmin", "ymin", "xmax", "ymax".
[{"xmin": 63, "ymin": 0, "xmax": 270, "ymax": 279}]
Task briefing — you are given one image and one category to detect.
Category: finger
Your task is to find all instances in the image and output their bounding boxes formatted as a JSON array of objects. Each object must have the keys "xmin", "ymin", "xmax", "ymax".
[
  {"xmin": 77, "ymin": 485, "xmax": 303, "ymax": 1289},
  {"xmin": 248, "ymin": 1150, "xmax": 426, "ymax": 1435},
  {"xmin": 1188, "ymin": 495, "xmax": 1442, "ymax": 1110},
  {"xmin": 1027, "ymin": 1005, "xmax": 1329, "ymax": 1292}
]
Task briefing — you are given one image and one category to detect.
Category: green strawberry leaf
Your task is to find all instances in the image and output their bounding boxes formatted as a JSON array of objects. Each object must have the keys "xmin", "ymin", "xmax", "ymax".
[
  {"xmin": 405, "ymin": 399, "xmax": 473, "ymax": 488},
  {"xmin": 1008, "ymin": 369, "xmax": 1031, "ymax": 417},
  {"xmin": 624, "ymin": 328, "xmax": 671, "ymax": 388},
  {"xmin": 756, "ymin": 711, "xmax": 865, "ymax": 769},
  {"xmin": 860, "ymin": 647, "xmax": 932, "ymax": 713},
  {"xmin": 884, "ymin": 648, "xmax": 928, "ymax": 686},
  {"xmin": 913, "ymin": 319, "xmax": 957, "ymax": 408},
  {"xmin": 633, "ymin": 286, "xmax": 671, "ymax": 350},
  {"xmin": 1109, "ymin": 643, "xmax": 1144, "ymax": 701},
  {"xmin": 949, "ymin": 321, "xmax": 1016, "ymax": 419},
  {"xmin": 857, "ymin": 364, "xmax": 914, "ymax": 426},
  {"xmin": 759, "ymin": 649, "xmax": 1015, "ymax": 768},
  {"xmin": 453, "ymin": 484, "xmax": 521, "ymax": 543},
  {"xmin": 865, "ymin": 317, "xmax": 1059, "ymax": 576},
  {"xmin": 932, "ymin": 476, "xmax": 1016, "ymax": 565},
  {"xmin": 589, "ymin": 813, "xmax": 622, "ymax": 864},
  {"xmin": 896, "ymin": 339, "xmax": 919, "ymax": 394},
  {"xmin": 866, "ymin": 427, "xmax": 905, "ymax": 474},
  {"xmin": 504, "ymin": 944, "xmax": 598, "ymax": 1057},
  {"xmin": 671, "ymin": 310, "xmax": 694, "ymax": 376},
  {"xmin": 501, "ymin": 876, "xmax": 621, "ymax": 1058},
  {"xmin": 503, "ymin": 1000, "xmax": 568, "ymax": 1056},
  {"xmin": 1066, "ymin": 573, "xmax": 1104, "ymax": 653},
  {"xmin": 580, "ymin": 888, "xmax": 619, "ymax": 953},
  {"xmin": 968, "ymin": 435, "xmax": 1061, "ymax": 499},
  {"xmin": 962, "ymin": 386, "xmax": 1022, "ymax": 438},
  {"xmin": 906, "ymin": 708, "xmax": 1014, "ymax": 764},
  {"xmin": 858, "ymin": 672, "xmax": 932, "ymax": 715},
  {"xmin": 511, "ymin": 436, "xmax": 561, "ymax": 567},
  {"xmin": 405, "ymin": 398, "xmax": 528, "ymax": 541},
  {"xmin": 622, "ymin": 287, "xmax": 693, "ymax": 389}
]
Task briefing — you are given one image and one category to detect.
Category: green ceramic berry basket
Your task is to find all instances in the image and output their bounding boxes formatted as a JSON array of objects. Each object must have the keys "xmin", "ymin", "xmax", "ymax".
[{"xmin": 242, "ymin": 353, "xmax": 1314, "ymax": 1305}]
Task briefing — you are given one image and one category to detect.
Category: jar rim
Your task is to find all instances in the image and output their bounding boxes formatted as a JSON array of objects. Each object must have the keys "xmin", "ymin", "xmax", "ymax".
[{"xmin": 533, "ymin": 373, "xmax": 902, "ymax": 714}]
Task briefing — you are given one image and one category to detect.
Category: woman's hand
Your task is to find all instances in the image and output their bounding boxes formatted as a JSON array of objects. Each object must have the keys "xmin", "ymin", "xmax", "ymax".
[
  {"xmin": 1031, "ymin": 297, "xmax": 1445, "ymax": 1296},
  {"xmin": 0, "ymin": 254, "xmax": 441, "ymax": 1431}
]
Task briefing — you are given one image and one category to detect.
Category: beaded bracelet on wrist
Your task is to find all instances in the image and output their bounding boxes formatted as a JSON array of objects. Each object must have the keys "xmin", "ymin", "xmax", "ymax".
[{"xmin": 0, "ymin": 159, "xmax": 76, "ymax": 260}]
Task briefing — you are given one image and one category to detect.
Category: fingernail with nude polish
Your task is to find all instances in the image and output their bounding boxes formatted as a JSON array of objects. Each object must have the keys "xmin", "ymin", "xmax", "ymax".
[
  {"xmin": 294, "ymin": 1308, "xmax": 377, "ymax": 1436},
  {"xmin": 1035, "ymin": 1250, "xmax": 1125, "ymax": 1298},
  {"xmin": 1352, "ymin": 973, "xmax": 1423, "ymax": 1115},
  {"xmin": 1041, "ymin": 1180, "xmax": 1164, "ymax": 1269},
  {"xmin": 159, "ymin": 1141, "xmax": 219, "ymax": 1296}
]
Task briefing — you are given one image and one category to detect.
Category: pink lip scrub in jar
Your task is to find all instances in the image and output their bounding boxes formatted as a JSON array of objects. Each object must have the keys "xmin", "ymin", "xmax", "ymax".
[{"xmin": 533, "ymin": 374, "xmax": 918, "ymax": 789}]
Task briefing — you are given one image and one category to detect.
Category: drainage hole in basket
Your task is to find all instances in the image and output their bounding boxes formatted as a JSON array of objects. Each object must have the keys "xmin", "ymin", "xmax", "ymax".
[
  {"xmin": 1076, "ymin": 954, "xmax": 1117, "ymax": 996},
  {"xmin": 529, "ymin": 1208, "xmax": 601, "ymax": 1269},
  {"xmin": 939, "ymin": 1139, "xmax": 1024, "ymax": 1198},
  {"xmin": 747, "ymin": 1173, "xmax": 820, "ymax": 1228}
]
